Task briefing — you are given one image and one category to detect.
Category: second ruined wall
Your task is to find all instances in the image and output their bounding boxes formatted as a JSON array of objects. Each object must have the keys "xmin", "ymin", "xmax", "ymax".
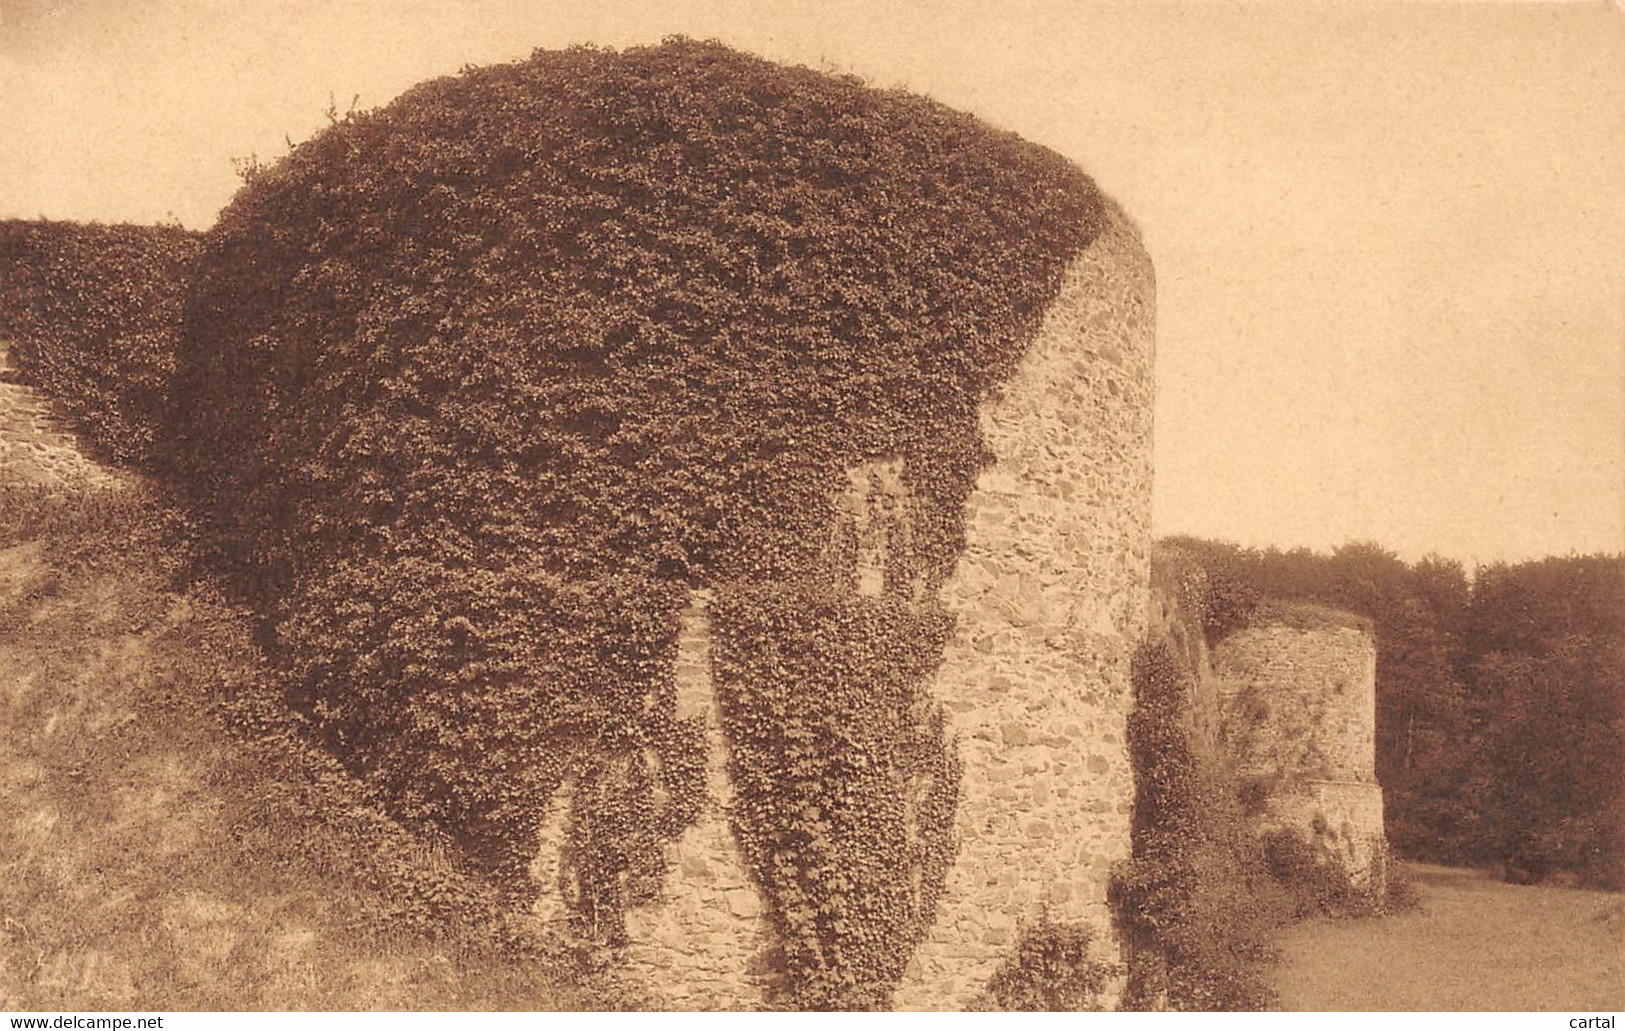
[{"xmin": 1212, "ymin": 612, "xmax": 1387, "ymax": 888}]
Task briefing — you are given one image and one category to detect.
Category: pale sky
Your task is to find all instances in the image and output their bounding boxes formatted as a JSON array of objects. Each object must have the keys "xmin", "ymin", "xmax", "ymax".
[{"xmin": 2, "ymin": 0, "xmax": 1621, "ymax": 567}]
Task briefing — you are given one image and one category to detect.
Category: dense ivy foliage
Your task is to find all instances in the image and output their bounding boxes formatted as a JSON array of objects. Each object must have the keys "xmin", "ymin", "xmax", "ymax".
[
  {"xmin": 1112, "ymin": 642, "xmax": 1279, "ymax": 1011},
  {"xmin": 711, "ymin": 588, "xmax": 959, "ymax": 1009},
  {"xmin": 0, "ymin": 220, "xmax": 198, "ymax": 464},
  {"xmin": 164, "ymin": 34, "xmax": 1104, "ymax": 978},
  {"xmin": 977, "ymin": 920, "xmax": 1114, "ymax": 1011}
]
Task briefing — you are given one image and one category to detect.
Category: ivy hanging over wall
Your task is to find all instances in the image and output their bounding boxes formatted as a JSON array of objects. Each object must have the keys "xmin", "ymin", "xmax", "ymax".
[
  {"xmin": 153, "ymin": 35, "xmax": 1106, "ymax": 985},
  {"xmin": 1112, "ymin": 641, "xmax": 1280, "ymax": 1011},
  {"xmin": 711, "ymin": 586, "xmax": 960, "ymax": 1009}
]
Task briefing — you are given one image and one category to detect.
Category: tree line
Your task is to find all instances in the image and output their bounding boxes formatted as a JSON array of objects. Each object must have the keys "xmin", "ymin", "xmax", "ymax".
[{"xmin": 1165, "ymin": 536, "xmax": 1624, "ymax": 889}]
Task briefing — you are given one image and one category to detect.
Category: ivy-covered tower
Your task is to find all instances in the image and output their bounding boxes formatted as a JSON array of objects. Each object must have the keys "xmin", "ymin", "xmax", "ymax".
[
  {"xmin": 890, "ymin": 200, "xmax": 1153, "ymax": 1009},
  {"xmin": 168, "ymin": 38, "xmax": 1154, "ymax": 1010}
]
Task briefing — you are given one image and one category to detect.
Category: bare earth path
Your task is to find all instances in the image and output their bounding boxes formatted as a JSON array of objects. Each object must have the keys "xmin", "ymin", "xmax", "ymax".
[{"xmin": 1273, "ymin": 862, "xmax": 1624, "ymax": 1011}]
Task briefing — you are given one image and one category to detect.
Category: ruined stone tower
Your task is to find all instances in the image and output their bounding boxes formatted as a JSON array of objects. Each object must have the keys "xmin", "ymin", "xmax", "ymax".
[
  {"xmin": 892, "ymin": 201, "xmax": 1154, "ymax": 1009},
  {"xmin": 1212, "ymin": 606, "xmax": 1387, "ymax": 890},
  {"xmin": 546, "ymin": 199, "xmax": 1155, "ymax": 1009},
  {"xmin": 157, "ymin": 36, "xmax": 1158, "ymax": 1010}
]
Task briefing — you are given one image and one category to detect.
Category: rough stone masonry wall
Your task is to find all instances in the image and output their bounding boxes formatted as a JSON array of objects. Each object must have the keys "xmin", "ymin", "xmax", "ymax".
[
  {"xmin": 1213, "ymin": 623, "xmax": 1376, "ymax": 783},
  {"xmin": 536, "ymin": 198, "xmax": 1154, "ymax": 1010},
  {"xmin": 892, "ymin": 200, "xmax": 1155, "ymax": 1010},
  {"xmin": 1212, "ymin": 622, "xmax": 1386, "ymax": 888},
  {"xmin": 0, "ymin": 342, "xmax": 125, "ymax": 492}
]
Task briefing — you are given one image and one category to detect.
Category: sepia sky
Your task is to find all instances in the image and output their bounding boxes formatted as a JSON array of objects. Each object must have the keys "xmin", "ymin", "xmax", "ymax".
[{"xmin": 2, "ymin": 0, "xmax": 1621, "ymax": 568}]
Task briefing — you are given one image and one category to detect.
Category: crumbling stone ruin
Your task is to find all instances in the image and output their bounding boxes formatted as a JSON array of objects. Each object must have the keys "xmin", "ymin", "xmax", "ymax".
[
  {"xmin": 0, "ymin": 37, "xmax": 1390, "ymax": 1012},
  {"xmin": 1214, "ymin": 608, "xmax": 1388, "ymax": 891},
  {"xmin": 139, "ymin": 37, "xmax": 1166, "ymax": 1010},
  {"xmin": 520, "ymin": 200, "xmax": 1155, "ymax": 1009},
  {"xmin": 1146, "ymin": 551, "xmax": 1390, "ymax": 898}
]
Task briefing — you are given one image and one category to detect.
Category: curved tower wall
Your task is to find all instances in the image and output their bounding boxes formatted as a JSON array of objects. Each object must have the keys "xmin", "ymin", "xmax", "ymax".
[
  {"xmin": 893, "ymin": 200, "xmax": 1155, "ymax": 1009},
  {"xmin": 531, "ymin": 199, "xmax": 1155, "ymax": 1010}
]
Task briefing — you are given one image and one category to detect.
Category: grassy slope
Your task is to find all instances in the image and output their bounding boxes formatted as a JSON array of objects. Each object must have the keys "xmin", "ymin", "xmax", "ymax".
[
  {"xmin": 0, "ymin": 314, "xmax": 614, "ymax": 1009},
  {"xmin": 0, "ymin": 486, "xmax": 599, "ymax": 1011},
  {"xmin": 1272, "ymin": 863, "xmax": 1623, "ymax": 1011}
]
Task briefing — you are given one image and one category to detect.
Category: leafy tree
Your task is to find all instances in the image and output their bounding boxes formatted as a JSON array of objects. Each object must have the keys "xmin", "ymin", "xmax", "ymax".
[{"xmin": 1467, "ymin": 555, "xmax": 1624, "ymax": 887}]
